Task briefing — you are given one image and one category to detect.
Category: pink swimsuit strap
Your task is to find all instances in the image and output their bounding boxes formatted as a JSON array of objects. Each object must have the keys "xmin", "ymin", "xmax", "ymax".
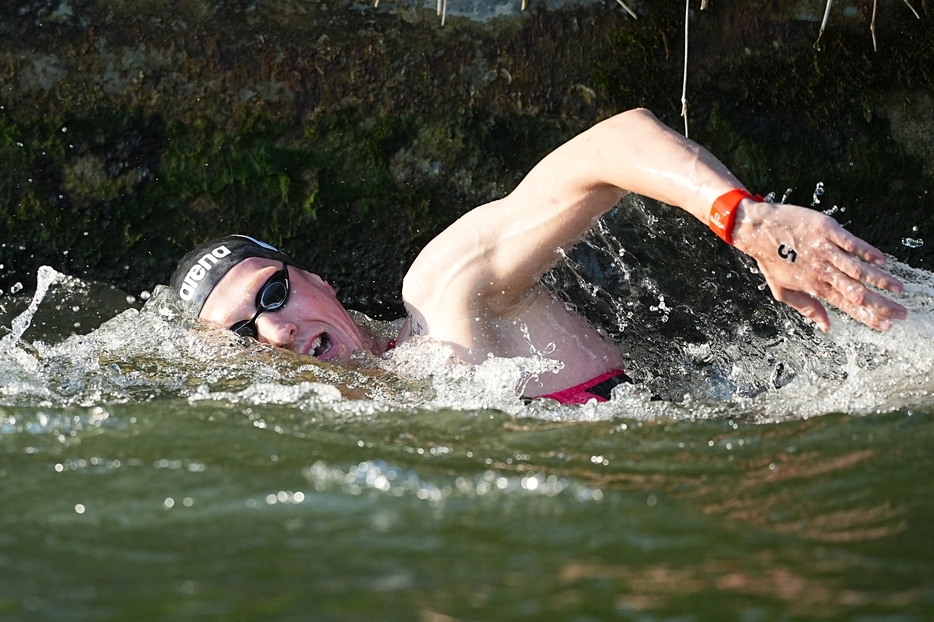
[{"xmin": 536, "ymin": 369, "xmax": 629, "ymax": 405}]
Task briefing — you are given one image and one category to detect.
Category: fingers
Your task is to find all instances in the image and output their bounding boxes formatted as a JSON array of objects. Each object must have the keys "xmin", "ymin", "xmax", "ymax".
[
  {"xmin": 827, "ymin": 225, "xmax": 888, "ymax": 267},
  {"xmin": 767, "ymin": 280, "xmax": 831, "ymax": 332},
  {"xmin": 828, "ymin": 251, "xmax": 904, "ymax": 294},
  {"xmin": 765, "ymin": 257, "xmax": 907, "ymax": 332},
  {"xmin": 824, "ymin": 238, "xmax": 904, "ymax": 294},
  {"xmin": 810, "ymin": 273, "xmax": 907, "ymax": 331}
]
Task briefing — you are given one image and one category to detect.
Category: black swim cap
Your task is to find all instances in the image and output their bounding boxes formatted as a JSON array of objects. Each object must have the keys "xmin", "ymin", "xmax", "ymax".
[{"xmin": 169, "ymin": 235, "xmax": 303, "ymax": 316}]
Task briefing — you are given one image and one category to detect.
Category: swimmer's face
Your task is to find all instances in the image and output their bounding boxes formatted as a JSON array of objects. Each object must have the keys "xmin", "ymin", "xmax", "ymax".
[{"xmin": 199, "ymin": 257, "xmax": 375, "ymax": 363}]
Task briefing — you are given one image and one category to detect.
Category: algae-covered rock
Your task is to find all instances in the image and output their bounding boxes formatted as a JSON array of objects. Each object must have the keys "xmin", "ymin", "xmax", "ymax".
[{"xmin": 0, "ymin": 0, "xmax": 931, "ymax": 316}]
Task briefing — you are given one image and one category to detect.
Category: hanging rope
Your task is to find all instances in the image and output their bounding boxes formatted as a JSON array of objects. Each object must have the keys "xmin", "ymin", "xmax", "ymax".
[{"xmin": 681, "ymin": 0, "xmax": 690, "ymax": 137}]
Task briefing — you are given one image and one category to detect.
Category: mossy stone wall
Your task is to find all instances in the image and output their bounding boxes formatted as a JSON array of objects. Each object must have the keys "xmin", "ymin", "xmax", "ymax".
[{"xmin": 1, "ymin": 0, "xmax": 931, "ymax": 317}]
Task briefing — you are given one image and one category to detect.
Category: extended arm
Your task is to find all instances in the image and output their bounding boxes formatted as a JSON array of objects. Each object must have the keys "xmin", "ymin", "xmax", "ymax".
[{"xmin": 405, "ymin": 108, "xmax": 905, "ymax": 333}]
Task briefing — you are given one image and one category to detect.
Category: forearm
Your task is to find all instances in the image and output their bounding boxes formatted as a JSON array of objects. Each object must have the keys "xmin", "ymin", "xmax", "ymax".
[
  {"xmin": 513, "ymin": 108, "xmax": 906, "ymax": 332},
  {"xmin": 519, "ymin": 108, "xmax": 747, "ymax": 226},
  {"xmin": 466, "ymin": 108, "xmax": 749, "ymax": 295}
]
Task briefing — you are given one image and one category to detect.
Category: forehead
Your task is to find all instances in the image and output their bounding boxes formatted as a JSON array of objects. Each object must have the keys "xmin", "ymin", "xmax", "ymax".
[{"xmin": 199, "ymin": 257, "xmax": 279, "ymax": 322}]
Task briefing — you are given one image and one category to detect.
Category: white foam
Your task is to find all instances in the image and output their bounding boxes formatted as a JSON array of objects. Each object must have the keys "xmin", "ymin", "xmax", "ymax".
[{"xmin": 3, "ymin": 260, "xmax": 933, "ymax": 424}]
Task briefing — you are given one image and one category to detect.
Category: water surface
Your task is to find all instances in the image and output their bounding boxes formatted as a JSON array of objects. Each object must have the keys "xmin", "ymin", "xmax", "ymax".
[{"xmin": 1, "ymin": 201, "xmax": 933, "ymax": 620}]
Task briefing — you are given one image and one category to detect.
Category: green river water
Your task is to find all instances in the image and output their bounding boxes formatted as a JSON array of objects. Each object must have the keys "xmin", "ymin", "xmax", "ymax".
[{"xmin": 1, "ymin": 197, "xmax": 933, "ymax": 620}]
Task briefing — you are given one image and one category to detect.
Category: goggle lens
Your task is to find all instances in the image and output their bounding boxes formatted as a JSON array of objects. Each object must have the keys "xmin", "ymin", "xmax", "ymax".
[{"xmin": 229, "ymin": 263, "xmax": 291, "ymax": 338}]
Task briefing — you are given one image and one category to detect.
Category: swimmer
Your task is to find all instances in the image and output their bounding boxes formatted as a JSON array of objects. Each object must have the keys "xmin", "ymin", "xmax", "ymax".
[{"xmin": 169, "ymin": 108, "xmax": 908, "ymax": 403}]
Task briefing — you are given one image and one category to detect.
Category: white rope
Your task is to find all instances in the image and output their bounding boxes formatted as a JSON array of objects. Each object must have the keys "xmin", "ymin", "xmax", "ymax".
[
  {"xmin": 815, "ymin": 0, "xmax": 832, "ymax": 49},
  {"xmin": 681, "ymin": 0, "xmax": 690, "ymax": 137},
  {"xmin": 615, "ymin": 0, "xmax": 637, "ymax": 19}
]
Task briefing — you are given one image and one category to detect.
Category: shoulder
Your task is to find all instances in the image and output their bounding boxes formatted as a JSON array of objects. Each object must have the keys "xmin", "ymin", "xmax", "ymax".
[{"xmin": 403, "ymin": 200, "xmax": 506, "ymax": 303}]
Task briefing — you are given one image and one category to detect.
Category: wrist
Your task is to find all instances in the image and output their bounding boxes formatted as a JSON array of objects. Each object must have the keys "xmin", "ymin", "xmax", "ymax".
[
  {"xmin": 708, "ymin": 189, "xmax": 763, "ymax": 245},
  {"xmin": 730, "ymin": 198, "xmax": 772, "ymax": 254}
]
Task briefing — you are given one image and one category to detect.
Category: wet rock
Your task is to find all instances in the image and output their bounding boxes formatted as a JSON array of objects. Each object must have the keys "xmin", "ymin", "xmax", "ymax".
[{"xmin": 0, "ymin": 0, "xmax": 930, "ymax": 316}]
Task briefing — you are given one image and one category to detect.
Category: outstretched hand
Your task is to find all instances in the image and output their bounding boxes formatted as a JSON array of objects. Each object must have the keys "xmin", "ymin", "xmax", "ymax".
[{"xmin": 732, "ymin": 200, "xmax": 907, "ymax": 332}]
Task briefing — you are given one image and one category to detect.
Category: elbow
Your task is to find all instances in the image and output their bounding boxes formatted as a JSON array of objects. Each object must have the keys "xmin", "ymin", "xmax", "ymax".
[
  {"xmin": 607, "ymin": 107, "xmax": 661, "ymax": 130},
  {"xmin": 620, "ymin": 107, "xmax": 656, "ymax": 118},
  {"xmin": 598, "ymin": 108, "xmax": 675, "ymax": 146}
]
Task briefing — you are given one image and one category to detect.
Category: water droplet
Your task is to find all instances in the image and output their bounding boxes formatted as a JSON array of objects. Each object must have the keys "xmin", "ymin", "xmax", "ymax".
[
  {"xmin": 10, "ymin": 282, "xmax": 23, "ymax": 294},
  {"xmin": 811, "ymin": 182, "xmax": 824, "ymax": 206},
  {"xmin": 901, "ymin": 237, "xmax": 924, "ymax": 248}
]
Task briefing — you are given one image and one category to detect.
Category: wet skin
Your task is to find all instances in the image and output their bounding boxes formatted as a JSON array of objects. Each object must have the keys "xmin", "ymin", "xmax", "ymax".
[
  {"xmin": 199, "ymin": 257, "xmax": 386, "ymax": 364},
  {"xmin": 198, "ymin": 109, "xmax": 908, "ymax": 397}
]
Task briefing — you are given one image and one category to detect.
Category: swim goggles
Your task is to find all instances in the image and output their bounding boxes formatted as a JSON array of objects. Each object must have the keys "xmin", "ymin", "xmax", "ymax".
[{"xmin": 230, "ymin": 262, "xmax": 291, "ymax": 338}]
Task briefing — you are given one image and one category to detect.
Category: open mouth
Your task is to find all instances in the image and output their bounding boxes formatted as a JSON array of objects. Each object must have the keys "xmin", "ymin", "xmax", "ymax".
[{"xmin": 309, "ymin": 333, "xmax": 331, "ymax": 358}]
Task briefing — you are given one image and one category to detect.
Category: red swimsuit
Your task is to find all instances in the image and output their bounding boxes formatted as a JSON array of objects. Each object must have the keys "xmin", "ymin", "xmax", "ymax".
[{"xmin": 537, "ymin": 369, "xmax": 630, "ymax": 404}]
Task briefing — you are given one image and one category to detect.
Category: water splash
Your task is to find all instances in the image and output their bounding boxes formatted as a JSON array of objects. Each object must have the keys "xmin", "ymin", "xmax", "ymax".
[
  {"xmin": 0, "ymin": 266, "xmax": 59, "ymax": 353},
  {"xmin": 3, "ymin": 221, "xmax": 934, "ymax": 426},
  {"xmin": 811, "ymin": 181, "xmax": 825, "ymax": 206},
  {"xmin": 0, "ymin": 266, "xmax": 62, "ymax": 404}
]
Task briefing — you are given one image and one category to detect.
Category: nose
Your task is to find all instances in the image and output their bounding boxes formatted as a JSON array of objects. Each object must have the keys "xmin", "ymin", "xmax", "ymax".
[{"xmin": 255, "ymin": 314, "xmax": 298, "ymax": 349}]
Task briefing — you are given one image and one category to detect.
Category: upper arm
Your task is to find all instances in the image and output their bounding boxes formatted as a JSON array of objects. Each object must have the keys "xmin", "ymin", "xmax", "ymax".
[
  {"xmin": 404, "ymin": 117, "xmax": 634, "ymax": 313},
  {"xmin": 403, "ymin": 108, "xmax": 744, "ymax": 318}
]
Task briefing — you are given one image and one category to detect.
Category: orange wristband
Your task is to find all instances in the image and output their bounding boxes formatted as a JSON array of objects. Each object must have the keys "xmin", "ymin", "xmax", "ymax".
[{"xmin": 709, "ymin": 189, "xmax": 762, "ymax": 245}]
